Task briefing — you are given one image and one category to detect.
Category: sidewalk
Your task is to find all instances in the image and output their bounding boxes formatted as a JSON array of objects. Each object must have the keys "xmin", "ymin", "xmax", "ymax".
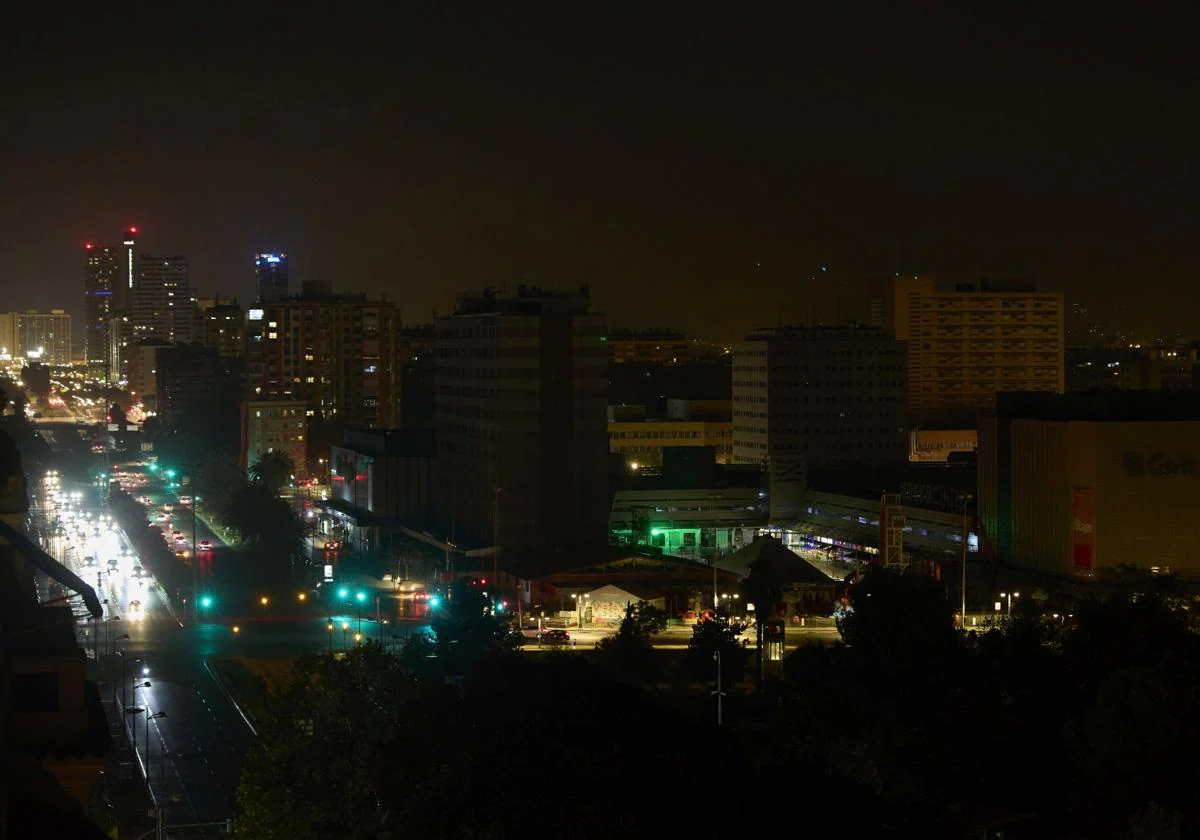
[{"xmin": 97, "ymin": 679, "xmax": 158, "ymax": 839}]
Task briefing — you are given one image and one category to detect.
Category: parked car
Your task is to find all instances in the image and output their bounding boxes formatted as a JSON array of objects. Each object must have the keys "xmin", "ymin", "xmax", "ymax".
[
  {"xmin": 198, "ymin": 539, "xmax": 212, "ymax": 551},
  {"xmin": 538, "ymin": 629, "xmax": 571, "ymax": 646}
]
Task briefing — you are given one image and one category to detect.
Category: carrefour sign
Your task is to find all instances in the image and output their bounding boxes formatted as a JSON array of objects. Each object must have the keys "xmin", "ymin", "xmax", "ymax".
[{"xmin": 1123, "ymin": 452, "xmax": 1199, "ymax": 477}]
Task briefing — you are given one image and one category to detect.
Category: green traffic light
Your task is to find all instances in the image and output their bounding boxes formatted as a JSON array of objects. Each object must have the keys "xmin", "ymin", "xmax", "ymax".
[
  {"xmin": 355, "ymin": 591, "xmax": 367, "ymax": 603},
  {"xmin": 164, "ymin": 468, "xmax": 176, "ymax": 479},
  {"xmin": 199, "ymin": 595, "xmax": 213, "ymax": 609},
  {"xmin": 147, "ymin": 463, "xmax": 159, "ymax": 473},
  {"xmin": 337, "ymin": 587, "xmax": 349, "ymax": 599}
]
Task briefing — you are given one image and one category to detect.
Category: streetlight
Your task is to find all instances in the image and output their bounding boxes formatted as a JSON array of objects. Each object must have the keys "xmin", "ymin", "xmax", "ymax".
[
  {"xmin": 998, "ymin": 591, "xmax": 1020, "ymax": 617},
  {"xmin": 232, "ymin": 625, "xmax": 240, "ymax": 635},
  {"xmin": 260, "ymin": 595, "xmax": 270, "ymax": 606},
  {"xmin": 341, "ymin": 621, "xmax": 350, "ymax": 651},
  {"xmin": 120, "ymin": 655, "xmax": 143, "ymax": 712},
  {"xmin": 327, "ymin": 620, "xmax": 334, "ymax": 653},
  {"xmin": 144, "ymin": 710, "xmax": 166, "ymax": 794},
  {"xmin": 712, "ymin": 650, "xmax": 725, "ymax": 726},
  {"xmin": 298, "ymin": 592, "xmax": 307, "ymax": 603},
  {"xmin": 570, "ymin": 593, "xmax": 590, "ymax": 628}
]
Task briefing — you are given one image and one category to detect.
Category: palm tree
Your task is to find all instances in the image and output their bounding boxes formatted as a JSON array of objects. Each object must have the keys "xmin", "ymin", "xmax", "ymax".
[{"xmin": 249, "ymin": 450, "xmax": 296, "ymax": 497}]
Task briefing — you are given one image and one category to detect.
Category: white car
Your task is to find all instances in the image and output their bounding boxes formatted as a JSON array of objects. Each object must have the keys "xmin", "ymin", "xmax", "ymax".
[{"xmin": 127, "ymin": 599, "xmax": 144, "ymax": 621}]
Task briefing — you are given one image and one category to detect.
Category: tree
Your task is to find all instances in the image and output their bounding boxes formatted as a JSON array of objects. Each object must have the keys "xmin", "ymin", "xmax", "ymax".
[
  {"xmin": 837, "ymin": 568, "xmax": 958, "ymax": 686},
  {"xmin": 1067, "ymin": 657, "xmax": 1200, "ymax": 825},
  {"xmin": 236, "ymin": 645, "xmax": 456, "ymax": 840},
  {"xmin": 249, "ymin": 450, "xmax": 296, "ymax": 497},
  {"xmin": 595, "ymin": 600, "xmax": 667, "ymax": 683},
  {"xmin": 107, "ymin": 402, "xmax": 127, "ymax": 426},
  {"xmin": 428, "ymin": 578, "xmax": 514, "ymax": 673},
  {"xmin": 686, "ymin": 615, "xmax": 748, "ymax": 689}
]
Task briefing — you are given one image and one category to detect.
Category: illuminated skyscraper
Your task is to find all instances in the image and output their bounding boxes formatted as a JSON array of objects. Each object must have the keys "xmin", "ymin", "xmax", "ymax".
[
  {"xmin": 83, "ymin": 242, "xmax": 121, "ymax": 377},
  {"xmin": 119, "ymin": 226, "xmax": 138, "ymax": 310},
  {"xmin": 255, "ymin": 253, "xmax": 289, "ymax": 301}
]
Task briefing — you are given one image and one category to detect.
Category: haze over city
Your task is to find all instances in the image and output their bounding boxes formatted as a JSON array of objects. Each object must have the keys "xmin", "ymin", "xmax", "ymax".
[
  {"xmin": 4, "ymin": 4, "xmax": 1199, "ymax": 338},
  {"xmin": 5, "ymin": 4, "xmax": 1200, "ymax": 838}
]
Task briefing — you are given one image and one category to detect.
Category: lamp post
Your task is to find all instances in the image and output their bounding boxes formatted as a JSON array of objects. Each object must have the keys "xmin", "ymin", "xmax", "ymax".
[
  {"xmin": 571, "ymin": 593, "xmax": 590, "ymax": 628},
  {"xmin": 999, "ymin": 591, "xmax": 1020, "ymax": 617},
  {"xmin": 341, "ymin": 621, "xmax": 350, "ymax": 651},
  {"xmin": 960, "ymin": 493, "xmax": 972, "ymax": 629},
  {"xmin": 145, "ymin": 710, "xmax": 166, "ymax": 795},
  {"xmin": 712, "ymin": 650, "xmax": 725, "ymax": 725},
  {"xmin": 327, "ymin": 620, "xmax": 334, "ymax": 653},
  {"xmin": 120, "ymin": 654, "xmax": 143, "ymax": 713}
]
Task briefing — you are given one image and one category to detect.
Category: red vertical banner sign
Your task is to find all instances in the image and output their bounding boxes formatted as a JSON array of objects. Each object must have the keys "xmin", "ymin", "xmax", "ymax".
[{"xmin": 1072, "ymin": 488, "xmax": 1096, "ymax": 570}]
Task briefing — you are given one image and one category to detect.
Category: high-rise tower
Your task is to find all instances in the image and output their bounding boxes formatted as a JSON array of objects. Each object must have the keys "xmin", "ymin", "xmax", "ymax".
[
  {"xmin": 255, "ymin": 253, "xmax": 289, "ymax": 301},
  {"xmin": 83, "ymin": 242, "xmax": 121, "ymax": 376}
]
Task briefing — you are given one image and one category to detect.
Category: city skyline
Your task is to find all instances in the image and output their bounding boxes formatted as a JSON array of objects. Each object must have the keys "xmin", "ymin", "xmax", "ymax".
[{"xmin": 5, "ymin": 6, "xmax": 1199, "ymax": 341}]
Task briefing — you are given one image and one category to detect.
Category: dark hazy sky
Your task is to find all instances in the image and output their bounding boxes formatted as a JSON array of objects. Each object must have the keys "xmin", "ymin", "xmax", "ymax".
[{"xmin": 3, "ymin": 3, "xmax": 1199, "ymax": 340}]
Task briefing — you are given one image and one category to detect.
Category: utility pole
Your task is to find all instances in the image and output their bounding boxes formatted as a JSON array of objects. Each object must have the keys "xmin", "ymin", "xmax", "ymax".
[
  {"xmin": 493, "ymin": 487, "xmax": 501, "ymax": 610},
  {"xmin": 961, "ymin": 494, "xmax": 972, "ymax": 629},
  {"xmin": 712, "ymin": 651, "xmax": 724, "ymax": 725},
  {"xmin": 190, "ymin": 473, "xmax": 197, "ymax": 625}
]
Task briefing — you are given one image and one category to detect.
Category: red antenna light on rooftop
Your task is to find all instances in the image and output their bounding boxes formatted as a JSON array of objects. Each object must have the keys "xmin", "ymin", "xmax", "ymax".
[
  {"xmin": 127, "ymin": 225, "xmax": 138, "ymax": 234},
  {"xmin": 84, "ymin": 242, "xmax": 95, "ymax": 250}
]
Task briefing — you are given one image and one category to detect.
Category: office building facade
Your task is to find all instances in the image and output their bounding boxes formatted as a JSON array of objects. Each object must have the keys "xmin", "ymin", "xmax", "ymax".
[
  {"xmin": 733, "ymin": 325, "xmax": 908, "ymax": 471},
  {"xmin": 246, "ymin": 294, "xmax": 399, "ymax": 428},
  {"xmin": 434, "ymin": 286, "xmax": 609, "ymax": 567}
]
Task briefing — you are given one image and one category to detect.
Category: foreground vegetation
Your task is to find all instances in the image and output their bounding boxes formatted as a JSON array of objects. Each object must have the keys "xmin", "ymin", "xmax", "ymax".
[{"xmin": 234, "ymin": 571, "xmax": 1200, "ymax": 838}]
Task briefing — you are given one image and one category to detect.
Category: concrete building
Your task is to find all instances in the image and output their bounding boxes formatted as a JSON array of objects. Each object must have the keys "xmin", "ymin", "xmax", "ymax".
[
  {"xmin": 131, "ymin": 255, "xmax": 194, "ymax": 344},
  {"xmin": 255, "ymin": 253, "xmax": 289, "ymax": 301},
  {"xmin": 608, "ymin": 415, "xmax": 733, "ymax": 468},
  {"xmin": 732, "ymin": 325, "xmax": 908, "ymax": 482},
  {"xmin": 9, "ymin": 310, "xmax": 72, "ymax": 366},
  {"xmin": 323, "ymin": 428, "xmax": 436, "ymax": 557},
  {"xmin": 879, "ymin": 276, "xmax": 1064, "ymax": 421},
  {"xmin": 979, "ymin": 391, "xmax": 1200, "ymax": 585},
  {"xmin": 608, "ymin": 450, "xmax": 765, "ymax": 562},
  {"xmin": 155, "ymin": 344, "xmax": 241, "ymax": 427},
  {"xmin": 607, "ymin": 329, "xmax": 691, "ymax": 365},
  {"xmin": 241, "ymin": 400, "xmax": 307, "ymax": 478},
  {"xmin": 246, "ymin": 293, "xmax": 399, "ymax": 428},
  {"xmin": 196, "ymin": 299, "xmax": 246, "ymax": 359},
  {"xmin": 125, "ymin": 340, "xmax": 172, "ymax": 411},
  {"xmin": 434, "ymin": 286, "xmax": 609, "ymax": 571}
]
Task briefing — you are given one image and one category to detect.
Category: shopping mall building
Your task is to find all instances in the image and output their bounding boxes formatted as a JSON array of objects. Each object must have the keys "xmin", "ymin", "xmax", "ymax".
[{"xmin": 979, "ymin": 391, "xmax": 1200, "ymax": 584}]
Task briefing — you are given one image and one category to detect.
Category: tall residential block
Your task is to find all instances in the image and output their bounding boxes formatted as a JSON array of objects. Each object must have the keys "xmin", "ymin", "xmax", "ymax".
[
  {"xmin": 245, "ymin": 293, "xmax": 398, "ymax": 428},
  {"xmin": 241, "ymin": 400, "xmax": 307, "ymax": 478},
  {"xmin": 131, "ymin": 255, "xmax": 194, "ymax": 344},
  {"xmin": 0, "ymin": 310, "xmax": 72, "ymax": 365},
  {"xmin": 255, "ymin": 253, "xmax": 289, "ymax": 302},
  {"xmin": 434, "ymin": 286, "xmax": 609, "ymax": 568},
  {"xmin": 83, "ymin": 242, "xmax": 121, "ymax": 375},
  {"xmin": 883, "ymin": 276, "xmax": 1064, "ymax": 419}
]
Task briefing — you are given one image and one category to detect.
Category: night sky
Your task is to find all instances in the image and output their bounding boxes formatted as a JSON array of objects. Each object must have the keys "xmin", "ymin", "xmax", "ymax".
[{"xmin": 3, "ymin": 3, "xmax": 1198, "ymax": 341}]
